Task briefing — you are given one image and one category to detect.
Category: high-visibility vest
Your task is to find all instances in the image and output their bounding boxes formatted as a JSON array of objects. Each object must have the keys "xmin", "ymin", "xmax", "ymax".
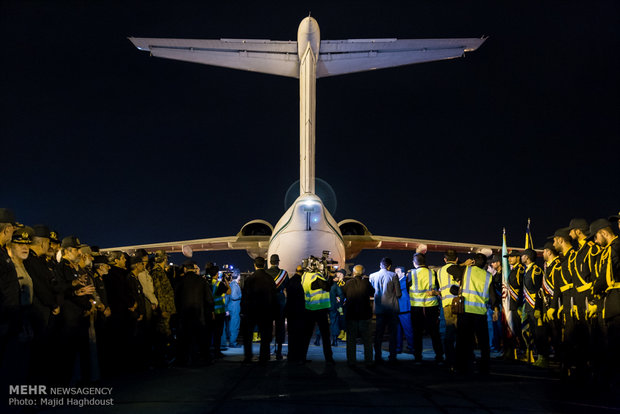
[
  {"xmin": 213, "ymin": 280, "xmax": 226, "ymax": 315},
  {"xmin": 408, "ymin": 267, "xmax": 439, "ymax": 307},
  {"xmin": 461, "ymin": 266, "xmax": 491, "ymax": 315},
  {"xmin": 437, "ymin": 263, "xmax": 457, "ymax": 308},
  {"xmin": 302, "ymin": 272, "xmax": 330, "ymax": 311}
]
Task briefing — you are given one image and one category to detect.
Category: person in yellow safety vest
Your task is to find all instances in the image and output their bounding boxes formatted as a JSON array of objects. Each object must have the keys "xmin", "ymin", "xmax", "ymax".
[
  {"xmin": 448, "ymin": 253, "xmax": 499, "ymax": 375},
  {"xmin": 408, "ymin": 253, "xmax": 443, "ymax": 364},
  {"xmin": 520, "ymin": 248, "xmax": 542, "ymax": 364},
  {"xmin": 301, "ymin": 267, "xmax": 335, "ymax": 365},
  {"xmin": 590, "ymin": 218, "xmax": 620, "ymax": 385},
  {"xmin": 437, "ymin": 249, "xmax": 460, "ymax": 369}
]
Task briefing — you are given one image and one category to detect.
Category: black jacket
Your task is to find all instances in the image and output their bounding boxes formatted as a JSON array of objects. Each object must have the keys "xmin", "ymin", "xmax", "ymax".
[
  {"xmin": 342, "ymin": 276, "xmax": 375, "ymax": 320},
  {"xmin": 175, "ymin": 272, "xmax": 214, "ymax": 325},
  {"xmin": 241, "ymin": 268, "xmax": 277, "ymax": 319}
]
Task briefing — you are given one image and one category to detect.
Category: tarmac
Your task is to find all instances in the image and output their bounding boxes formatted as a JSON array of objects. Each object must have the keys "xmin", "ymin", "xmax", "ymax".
[{"xmin": 30, "ymin": 337, "xmax": 620, "ymax": 414}]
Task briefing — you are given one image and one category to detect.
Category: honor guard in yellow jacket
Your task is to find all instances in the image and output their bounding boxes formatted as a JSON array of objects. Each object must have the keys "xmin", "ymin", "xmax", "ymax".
[
  {"xmin": 503, "ymin": 250, "xmax": 524, "ymax": 359},
  {"xmin": 534, "ymin": 241, "xmax": 561, "ymax": 367},
  {"xmin": 590, "ymin": 219, "xmax": 620, "ymax": 385},
  {"xmin": 448, "ymin": 253, "xmax": 499, "ymax": 374},
  {"xmin": 521, "ymin": 249, "xmax": 542, "ymax": 364},
  {"xmin": 549, "ymin": 227, "xmax": 576, "ymax": 377},
  {"xmin": 301, "ymin": 267, "xmax": 334, "ymax": 364},
  {"xmin": 408, "ymin": 253, "xmax": 443, "ymax": 363}
]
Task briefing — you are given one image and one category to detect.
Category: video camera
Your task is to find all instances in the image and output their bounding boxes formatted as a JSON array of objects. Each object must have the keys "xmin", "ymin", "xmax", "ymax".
[
  {"xmin": 301, "ymin": 250, "xmax": 338, "ymax": 276},
  {"xmin": 219, "ymin": 264, "xmax": 235, "ymax": 281}
]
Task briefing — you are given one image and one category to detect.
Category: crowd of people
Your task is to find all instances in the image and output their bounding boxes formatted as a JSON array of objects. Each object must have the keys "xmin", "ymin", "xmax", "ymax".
[{"xmin": 0, "ymin": 207, "xmax": 618, "ymax": 389}]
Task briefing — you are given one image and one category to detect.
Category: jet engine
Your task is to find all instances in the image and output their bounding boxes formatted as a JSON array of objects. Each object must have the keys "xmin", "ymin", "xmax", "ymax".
[
  {"xmin": 338, "ymin": 219, "xmax": 371, "ymax": 236},
  {"xmin": 237, "ymin": 219, "xmax": 274, "ymax": 237}
]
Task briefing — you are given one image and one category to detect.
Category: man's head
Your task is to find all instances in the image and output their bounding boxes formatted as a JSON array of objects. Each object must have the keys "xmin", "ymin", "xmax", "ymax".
[
  {"xmin": 444, "ymin": 249, "xmax": 458, "ymax": 264},
  {"xmin": 474, "ymin": 253, "xmax": 487, "ymax": 269},
  {"xmin": 61, "ymin": 236, "xmax": 83, "ymax": 264},
  {"xmin": 568, "ymin": 218, "xmax": 589, "ymax": 241},
  {"xmin": 549, "ymin": 227, "xmax": 572, "ymax": 253},
  {"xmin": 108, "ymin": 250, "xmax": 127, "ymax": 269},
  {"xmin": 154, "ymin": 250, "xmax": 168, "ymax": 266},
  {"xmin": 182, "ymin": 260, "xmax": 199, "ymax": 274},
  {"xmin": 129, "ymin": 255, "xmax": 146, "ymax": 273},
  {"xmin": 93, "ymin": 255, "xmax": 110, "ymax": 275},
  {"xmin": 254, "ymin": 256, "xmax": 266, "ymax": 269},
  {"xmin": 79, "ymin": 246, "xmax": 94, "ymax": 268},
  {"xmin": 589, "ymin": 218, "xmax": 616, "ymax": 247},
  {"xmin": 489, "ymin": 255, "xmax": 501, "ymax": 271},
  {"xmin": 542, "ymin": 241, "xmax": 558, "ymax": 262},
  {"xmin": 29, "ymin": 225, "xmax": 51, "ymax": 256},
  {"xmin": 380, "ymin": 257, "xmax": 392, "ymax": 270},
  {"xmin": 7, "ymin": 226, "xmax": 33, "ymax": 262},
  {"xmin": 521, "ymin": 249, "xmax": 536, "ymax": 265},
  {"xmin": 295, "ymin": 265, "xmax": 303, "ymax": 274},
  {"xmin": 270, "ymin": 254, "xmax": 280, "ymax": 266},
  {"xmin": 0, "ymin": 208, "xmax": 17, "ymax": 246},
  {"xmin": 352, "ymin": 264, "xmax": 364, "ymax": 276},
  {"xmin": 504, "ymin": 250, "xmax": 520, "ymax": 266},
  {"xmin": 335, "ymin": 268, "xmax": 346, "ymax": 281},
  {"xmin": 394, "ymin": 266, "xmax": 405, "ymax": 278},
  {"xmin": 412, "ymin": 253, "xmax": 425, "ymax": 268}
]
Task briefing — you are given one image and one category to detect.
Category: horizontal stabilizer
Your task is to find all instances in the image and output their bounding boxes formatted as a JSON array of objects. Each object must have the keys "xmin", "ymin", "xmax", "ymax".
[
  {"xmin": 317, "ymin": 37, "xmax": 486, "ymax": 77},
  {"xmin": 128, "ymin": 37, "xmax": 300, "ymax": 78}
]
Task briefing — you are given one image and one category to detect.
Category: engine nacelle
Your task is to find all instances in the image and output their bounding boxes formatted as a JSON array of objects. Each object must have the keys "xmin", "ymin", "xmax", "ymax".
[
  {"xmin": 238, "ymin": 219, "xmax": 273, "ymax": 237},
  {"xmin": 338, "ymin": 219, "xmax": 371, "ymax": 236}
]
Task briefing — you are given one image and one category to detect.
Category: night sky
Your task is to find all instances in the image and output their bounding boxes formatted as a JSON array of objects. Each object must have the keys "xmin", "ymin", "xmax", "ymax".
[{"xmin": 2, "ymin": 1, "xmax": 618, "ymax": 271}]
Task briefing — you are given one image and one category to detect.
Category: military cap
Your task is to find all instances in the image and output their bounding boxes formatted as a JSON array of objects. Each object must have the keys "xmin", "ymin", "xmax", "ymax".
[
  {"xmin": 49, "ymin": 230, "xmax": 60, "ymax": 244},
  {"xmin": 547, "ymin": 227, "xmax": 570, "ymax": 240},
  {"xmin": 11, "ymin": 226, "xmax": 33, "ymax": 244},
  {"xmin": 588, "ymin": 218, "xmax": 613, "ymax": 239},
  {"xmin": 543, "ymin": 241, "xmax": 555, "ymax": 251},
  {"xmin": 0, "ymin": 208, "xmax": 17, "ymax": 225},
  {"xmin": 335, "ymin": 268, "xmax": 346, "ymax": 275},
  {"xmin": 270, "ymin": 254, "xmax": 280, "ymax": 264},
  {"xmin": 568, "ymin": 218, "xmax": 588, "ymax": 232},
  {"xmin": 521, "ymin": 248, "xmax": 537, "ymax": 261},
  {"xmin": 503, "ymin": 250, "xmax": 521, "ymax": 258},
  {"xmin": 608, "ymin": 212, "xmax": 620, "ymax": 223},
  {"xmin": 61, "ymin": 235, "xmax": 83, "ymax": 249},
  {"xmin": 32, "ymin": 225, "xmax": 51, "ymax": 239}
]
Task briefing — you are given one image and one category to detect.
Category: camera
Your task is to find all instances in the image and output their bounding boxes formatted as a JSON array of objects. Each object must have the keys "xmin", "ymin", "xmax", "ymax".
[{"xmin": 301, "ymin": 251, "xmax": 338, "ymax": 276}]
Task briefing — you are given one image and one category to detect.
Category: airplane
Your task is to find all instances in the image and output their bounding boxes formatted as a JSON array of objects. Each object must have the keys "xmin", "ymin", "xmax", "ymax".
[{"xmin": 107, "ymin": 16, "xmax": 501, "ymax": 274}]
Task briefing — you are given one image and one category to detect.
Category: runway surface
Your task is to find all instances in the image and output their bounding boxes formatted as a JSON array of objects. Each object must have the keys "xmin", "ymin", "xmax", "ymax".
[{"xmin": 34, "ymin": 338, "xmax": 619, "ymax": 414}]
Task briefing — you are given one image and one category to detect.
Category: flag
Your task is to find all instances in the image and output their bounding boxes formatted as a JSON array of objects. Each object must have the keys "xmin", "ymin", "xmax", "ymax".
[
  {"xmin": 525, "ymin": 217, "xmax": 534, "ymax": 249},
  {"xmin": 501, "ymin": 227, "xmax": 514, "ymax": 338}
]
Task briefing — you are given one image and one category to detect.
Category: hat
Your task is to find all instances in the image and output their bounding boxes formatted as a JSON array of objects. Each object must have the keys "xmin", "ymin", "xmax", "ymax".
[
  {"xmin": 270, "ymin": 254, "xmax": 280, "ymax": 264},
  {"xmin": 335, "ymin": 268, "xmax": 346, "ymax": 275},
  {"xmin": 488, "ymin": 254, "xmax": 501, "ymax": 263},
  {"xmin": 588, "ymin": 218, "xmax": 613, "ymax": 239},
  {"xmin": 608, "ymin": 212, "xmax": 620, "ymax": 223},
  {"xmin": 61, "ymin": 235, "xmax": 83, "ymax": 249},
  {"xmin": 32, "ymin": 225, "xmax": 51, "ymax": 239},
  {"xmin": 568, "ymin": 218, "xmax": 588, "ymax": 232},
  {"xmin": 543, "ymin": 241, "xmax": 555, "ymax": 251},
  {"xmin": 547, "ymin": 227, "xmax": 570, "ymax": 240},
  {"xmin": 521, "ymin": 248, "xmax": 537, "ymax": 261},
  {"xmin": 11, "ymin": 226, "xmax": 33, "ymax": 244},
  {"xmin": 0, "ymin": 208, "xmax": 17, "ymax": 225},
  {"xmin": 503, "ymin": 250, "xmax": 521, "ymax": 258},
  {"xmin": 49, "ymin": 230, "xmax": 60, "ymax": 244}
]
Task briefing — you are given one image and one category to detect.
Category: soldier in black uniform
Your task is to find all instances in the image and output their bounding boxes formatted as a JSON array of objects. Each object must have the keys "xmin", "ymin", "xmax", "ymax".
[
  {"xmin": 534, "ymin": 241, "xmax": 561, "ymax": 368},
  {"xmin": 567, "ymin": 218, "xmax": 601, "ymax": 379},
  {"xmin": 520, "ymin": 249, "xmax": 542, "ymax": 364},
  {"xmin": 503, "ymin": 250, "xmax": 524, "ymax": 360},
  {"xmin": 285, "ymin": 265, "xmax": 306, "ymax": 364},
  {"xmin": 590, "ymin": 218, "xmax": 619, "ymax": 386},
  {"xmin": 548, "ymin": 227, "xmax": 576, "ymax": 378},
  {"xmin": 265, "ymin": 254, "xmax": 289, "ymax": 360}
]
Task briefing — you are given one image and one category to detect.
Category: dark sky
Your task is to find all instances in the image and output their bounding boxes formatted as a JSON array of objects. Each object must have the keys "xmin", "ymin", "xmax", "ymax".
[{"xmin": 2, "ymin": 1, "xmax": 618, "ymax": 271}]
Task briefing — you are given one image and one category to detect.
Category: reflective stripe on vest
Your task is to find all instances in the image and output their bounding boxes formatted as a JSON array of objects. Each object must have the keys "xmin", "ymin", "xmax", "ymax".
[
  {"xmin": 213, "ymin": 280, "xmax": 225, "ymax": 314},
  {"xmin": 438, "ymin": 264, "xmax": 456, "ymax": 308},
  {"xmin": 461, "ymin": 266, "xmax": 491, "ymax": 315},
  {"xmin": 409, "ymin": 268, "xmax": 439, "ymax": 307},
  {"xmin": 302, "ymin": 272, "xmax": 330, "ymax": 311}
]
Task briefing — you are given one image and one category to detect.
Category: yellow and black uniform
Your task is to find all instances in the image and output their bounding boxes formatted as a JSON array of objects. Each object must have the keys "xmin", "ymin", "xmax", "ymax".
[
  {"xmin": 301, "ymin": 271, "xmax": 334, "ymax": 363},
  {"xmin": 553, "ymin": 247, "xmax": 576, "ymax": 374},
  {"xmin": 522, "ymin": 262, "xmax": 543, "ymax": 359},
  {"xmin": 593, "ymin": 235, "xmax": 620, "ymax": 381},
  {"xmin": 408, "ymin": 267, "xmax": 443, "ymax": 362},
  {"xmin": 266, "ymin": 265, "xmax": 289, "ymax": 355},
  {"xmin": 505, "ymin": 262, "xmax": 524, "ymax": 357},
  {"xmin": 536, "ymin": 257, "xmax": 561, "ymax": 359}
]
